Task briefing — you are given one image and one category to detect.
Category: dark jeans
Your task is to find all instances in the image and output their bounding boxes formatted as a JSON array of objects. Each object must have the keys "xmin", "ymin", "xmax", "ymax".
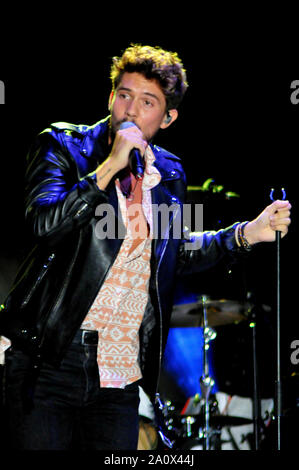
[{"xmin": 4, "ymin": 329, "xmax": 140, "ymax": 450}]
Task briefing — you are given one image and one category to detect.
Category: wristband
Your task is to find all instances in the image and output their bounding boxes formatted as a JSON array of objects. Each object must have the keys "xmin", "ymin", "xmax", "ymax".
[{"xmin": 237, "ymin": 221, "xmax": 252, "ymax": 251}]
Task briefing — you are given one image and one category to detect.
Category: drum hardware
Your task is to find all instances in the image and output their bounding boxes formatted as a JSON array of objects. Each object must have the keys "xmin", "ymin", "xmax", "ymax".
[
  {"xmin": 166, "ymin": 294, "xmax": 252, "ymax": 449},
  {"xmin": 174, "ymin": 410, "xmax": 253, "ymax": 449},
  {"xmin": 191, "ymin": 414, "xmax": 253, "ymax": 428},
  {"xmin": 154, "ymin": 393, "xmax": 176, "ymax": 449},
  {"xmin": 154, "ymin": 394, "xmax": 217, "ymax": 449},
  {"xmin": 163, "ymin": 291, "xmax": 274, "ymax": 450},
  {"xmin": 199, "ymin": 295, "xmax": 217, "ymax": 450},
  {"xmin": 181, "ymin": 415, "xmax": 196, "ymax": 438},
  {"xmin": 246, "ymin": 293, "xmax": 262, "ymax": 450},
  {"xmin": 154, "ymin": 391, "xmax": 255, "ymax": 450},
  {"xmin": 246, "ymin": 291, "xmax": 276, "ymax": 450},
  {"xmin": 162, "ymin": 400, "xmax": 177, "ymax": 434}
]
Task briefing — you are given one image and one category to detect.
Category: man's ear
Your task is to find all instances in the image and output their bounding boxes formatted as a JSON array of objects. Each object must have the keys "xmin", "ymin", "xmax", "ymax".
[
  {"xmin": 160, "ymin": 109, "xmax": 178, "ymax": 129},
  {"xmin": 108, "ymin": 91, "xmax": 114, "ymax": 111}
]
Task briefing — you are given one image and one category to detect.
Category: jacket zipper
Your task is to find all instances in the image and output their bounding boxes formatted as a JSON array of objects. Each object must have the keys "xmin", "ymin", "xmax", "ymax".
[
  {"xmin": 21, "ymin": 253, "xmax": 56, "ymax": 308},
  {"xmin": 74, "ymin": 203, "xmax": 89, "ymax": 218},
  {"xmin": 154, "ymin": 204, "xmax": 180, "ymax": 395},
  {"xmin": 38, "ymin": 231, "xmax": 83, "ymax": 349}
]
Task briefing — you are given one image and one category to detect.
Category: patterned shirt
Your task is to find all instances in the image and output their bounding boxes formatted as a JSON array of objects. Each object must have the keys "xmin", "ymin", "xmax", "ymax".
[{"xmin": 81, "ymin": 146, "xmax": 161, "ymax": 388}]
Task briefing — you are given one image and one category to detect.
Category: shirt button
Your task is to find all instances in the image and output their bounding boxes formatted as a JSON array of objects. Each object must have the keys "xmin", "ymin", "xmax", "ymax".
[{"xmin": 170, "ymin": 170, "xmax": 177, "ymax": 177}]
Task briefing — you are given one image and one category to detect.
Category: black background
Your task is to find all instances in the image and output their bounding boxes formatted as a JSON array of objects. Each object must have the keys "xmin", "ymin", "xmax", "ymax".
[{"xmin": 0, "ymin": 23, "xmax": 298, "ymax": 452}]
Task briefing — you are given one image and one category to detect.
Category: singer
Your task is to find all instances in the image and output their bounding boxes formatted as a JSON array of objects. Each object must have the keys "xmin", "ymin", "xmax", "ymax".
[{"xmin": 0, "ymin": 44, "xmax": 291, "ymax": 450}]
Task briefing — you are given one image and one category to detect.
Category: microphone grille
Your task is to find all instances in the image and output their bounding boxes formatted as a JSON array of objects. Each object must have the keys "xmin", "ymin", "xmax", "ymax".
[{"xmin": 119, "ymin": 121, "xmax": 136, "ymax": 130}]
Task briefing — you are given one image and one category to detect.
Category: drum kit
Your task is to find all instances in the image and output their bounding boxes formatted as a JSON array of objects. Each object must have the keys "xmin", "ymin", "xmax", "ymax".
[
  {"xmin": 154, "ymin": 295, "xmax": 257, "ymax": 450},
  {"xmin": 138, "ymin": 180, "xmax": 286, "ymax": 451}
]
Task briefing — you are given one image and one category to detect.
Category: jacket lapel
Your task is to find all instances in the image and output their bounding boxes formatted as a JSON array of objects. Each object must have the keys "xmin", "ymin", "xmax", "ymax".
[{"xmin": 150, "ymin": 148, "xmax": 183, "ymax": 261}]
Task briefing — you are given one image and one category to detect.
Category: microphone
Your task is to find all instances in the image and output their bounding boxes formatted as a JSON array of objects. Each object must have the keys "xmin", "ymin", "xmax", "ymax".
[{"xmin": 119, "ymin": 121, "xmax": 145, "ymax": 179}]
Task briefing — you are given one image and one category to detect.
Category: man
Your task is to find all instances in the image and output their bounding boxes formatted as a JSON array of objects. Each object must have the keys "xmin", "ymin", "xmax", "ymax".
[{"xmin": 0, "ymin": 44, "xmax": 291, "ymax": 450}]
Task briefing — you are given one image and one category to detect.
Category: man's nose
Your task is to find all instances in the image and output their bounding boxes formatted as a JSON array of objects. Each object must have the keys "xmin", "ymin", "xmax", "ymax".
[{"xmin": 125, "ymin": 98, "xmax": 138, "ymax": 118}]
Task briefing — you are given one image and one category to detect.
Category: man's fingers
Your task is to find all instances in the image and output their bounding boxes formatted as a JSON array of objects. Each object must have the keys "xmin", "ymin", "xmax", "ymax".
[
  {"xmin": 268, "ymin": 200, "xmax": 291, "ymax": 215},
  {"xmin": 270, "ymin": 217, "xmax": 291, "ymax": 230},
  {"xmin": 270, "ymin": 209, "xmax": 291, "ymax": 220}
]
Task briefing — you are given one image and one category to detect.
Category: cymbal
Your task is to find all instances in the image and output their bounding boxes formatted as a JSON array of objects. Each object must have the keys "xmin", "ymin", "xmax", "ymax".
[
  {"xmin": 171, "ymin": 299, "xmax": 249, "ymax": 327},
  {"xmin": 180, "ymin": 414, "xmax": 253, "ymax": 428}
]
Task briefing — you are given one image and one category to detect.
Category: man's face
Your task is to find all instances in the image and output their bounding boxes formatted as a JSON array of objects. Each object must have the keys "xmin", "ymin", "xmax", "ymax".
[{"xmin": 109, "ymin": 72, "xmax": 174, "ymax": 143}]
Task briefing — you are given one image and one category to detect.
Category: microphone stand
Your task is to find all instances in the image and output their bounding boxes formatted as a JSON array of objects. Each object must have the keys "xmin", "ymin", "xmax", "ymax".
[
  {"xmin": 270, "ymin": 187, "xmax": 286, "ymax": 451},
  {"xmin": 275, "ymin": 229, "xmax": 282, "ymax": 450}
]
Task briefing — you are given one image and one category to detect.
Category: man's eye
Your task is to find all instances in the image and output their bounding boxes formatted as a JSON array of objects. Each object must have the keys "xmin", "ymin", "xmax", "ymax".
[
  {"xmin": 144, "ymin": 99, "xmax": 153, "ymax": 107},
  {"xmin": 119, "ymin": 93, "xmax": 130, "ymax": 100}
]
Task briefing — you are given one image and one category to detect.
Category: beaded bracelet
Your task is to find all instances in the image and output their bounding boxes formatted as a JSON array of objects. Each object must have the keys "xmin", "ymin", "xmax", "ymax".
[{"xmin": 237, "ymin": 221, "xmax": 252, "ymax": 251}]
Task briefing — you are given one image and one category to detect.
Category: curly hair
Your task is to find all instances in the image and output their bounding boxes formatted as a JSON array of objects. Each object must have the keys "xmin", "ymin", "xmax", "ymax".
[{"xmin": 110, "ymin": 44, "xmax": 188, "ymax": 110}]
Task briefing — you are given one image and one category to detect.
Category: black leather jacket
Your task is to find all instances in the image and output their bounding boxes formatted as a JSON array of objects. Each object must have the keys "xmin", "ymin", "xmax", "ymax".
[{"xmin": 0, "ymin": 116, "xmax": 244, "ymax": 399}]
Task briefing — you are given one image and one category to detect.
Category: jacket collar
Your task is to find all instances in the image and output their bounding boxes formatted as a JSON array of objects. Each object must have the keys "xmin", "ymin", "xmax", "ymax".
[
  {"xmin": 150, "ymin": 145, "xmax": 182, "ymax": 182},
  {"xmin": 80, "ymin": 116, "xmax": 110, "ymax": 163}
]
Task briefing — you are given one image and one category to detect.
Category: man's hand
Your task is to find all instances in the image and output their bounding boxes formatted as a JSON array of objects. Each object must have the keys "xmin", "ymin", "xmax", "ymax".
[
  {"xmin": 109, "ymin": 124, "xmax": 148, "ymax": 173},
  {"xmin": 95, "ymin": 124, "xmax": 147, "ymax": 190},
  {"xmin": 244, "ymin": 200, "xmax": 292, "ymax": 245}
]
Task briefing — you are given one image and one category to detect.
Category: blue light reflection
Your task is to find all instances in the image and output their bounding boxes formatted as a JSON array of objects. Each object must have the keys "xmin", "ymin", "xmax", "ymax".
[{"xmin": 162, "ymin": 327, "xmax": 218, "ymax": 399}]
